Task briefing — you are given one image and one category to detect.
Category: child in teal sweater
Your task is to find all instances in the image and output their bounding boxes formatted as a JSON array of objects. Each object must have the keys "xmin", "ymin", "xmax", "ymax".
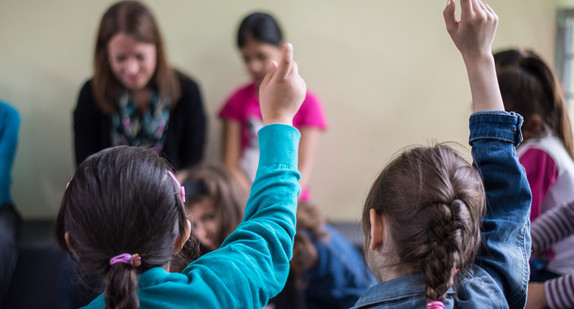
[{"xmin": 55, "ymin": 43, "xmax": 306, "ymax": 308}]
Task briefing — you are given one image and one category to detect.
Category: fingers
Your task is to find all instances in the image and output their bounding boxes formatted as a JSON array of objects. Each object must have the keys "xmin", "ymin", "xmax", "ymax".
[
  {"xmin": 261, "ymin": 61, "xmax": 278, "ymax": 87},
  {"xmin": 460, "ymin": 0, "xmax": 472, "ymax": 20},
  {"xmin": 275, "ymin": 43, "xmax": 293, "ymax": 79},
  {"xmin": 443, "ymin": 0, "xmax": 457, "ymax": 33},
  {"xmin": 483, "ymin": 2, "xmax": 495, "ymax": 15}
]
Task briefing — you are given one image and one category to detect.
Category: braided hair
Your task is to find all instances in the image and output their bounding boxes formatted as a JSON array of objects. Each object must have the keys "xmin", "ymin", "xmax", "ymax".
[{"xmin": 362, "ymin": 144, "xmax": 485, "ymax": 302}]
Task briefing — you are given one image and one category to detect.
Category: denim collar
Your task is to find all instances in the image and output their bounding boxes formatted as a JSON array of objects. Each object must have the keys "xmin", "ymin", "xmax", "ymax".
[{"xmin": 353, "ymin": 273, "xmax": 455, "ymax": 308}]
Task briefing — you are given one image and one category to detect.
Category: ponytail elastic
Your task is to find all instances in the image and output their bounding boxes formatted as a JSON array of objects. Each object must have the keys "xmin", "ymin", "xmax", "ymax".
[
  {"xmin": 426, "ymin": 301, "xmax": 445, "ymax": 309},
  {"xmin": 109, "ymin": 253, "xmax": 142, "ymax": 267}
]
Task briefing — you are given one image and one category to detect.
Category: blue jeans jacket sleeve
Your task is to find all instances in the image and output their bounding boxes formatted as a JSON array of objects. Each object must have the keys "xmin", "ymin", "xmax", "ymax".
[{"xmin": 469, "ymin": 111, "xmax": 531, "ymax": 309}]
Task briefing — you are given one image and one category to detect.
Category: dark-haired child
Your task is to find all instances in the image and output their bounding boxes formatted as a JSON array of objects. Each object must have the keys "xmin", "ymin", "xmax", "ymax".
[
  {"xmin": 353, "ymin": 0, "xmax": 531, "ymax": 308},
  {"xmin": 220, "ymin": 12, "xmax": 327, "ymax": 200},
  {"xmin": 495, "ymin": 47, "xmax": 574, "ymax": 281},
  {"xmin": 56, "ymin": 42, "xmax": 306, "ymax": 308}
]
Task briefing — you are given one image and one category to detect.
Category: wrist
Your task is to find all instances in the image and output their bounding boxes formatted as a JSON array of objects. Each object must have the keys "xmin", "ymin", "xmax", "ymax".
[
  {"xmin": 462, "ymin": 52, "xmax": 495, "ymax": 68},
  {"xmin": 263, "ymin": 116, "xmax": 293, "ymax": 126}
]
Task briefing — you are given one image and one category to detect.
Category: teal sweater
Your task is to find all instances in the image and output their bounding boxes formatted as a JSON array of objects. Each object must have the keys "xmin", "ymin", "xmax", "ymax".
[{"xmin": 85, "ymin": 124, "xmax": 301, "ymax": 309}]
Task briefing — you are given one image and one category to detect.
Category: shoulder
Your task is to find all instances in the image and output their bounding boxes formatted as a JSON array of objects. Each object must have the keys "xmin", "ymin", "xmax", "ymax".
[
  {"xmin": 0, "ymin": 101, "xmax": 19, "ymax": 120},
  {"xmin": 227, "ymin": 83, "xmax": 256, "ymax": 102},
  {"xmin": 77, "ymin": 79, "xmax": 96, "ymax": 106},
  {"xmin": 293, "ymin": 89, "xmax": 328, "ymax": 129},
  {"xmin": 303, "ymin": 90, "xmax": 321, "ymax": 104},
  {"xmin": 176, "ymin": 71, "xmax": 199, "ymax": 89},
  {"xmin": 175, "ymin": 71, "xmax": 201, "ymax": 96},
  {"xmin": 78, "ymin": 79, "xmax": 94, "ymax": 97},
  {"xmin": 520, "ymin": 134, "xmax": 573, "ymax": 170},
  {"xmin": 219, "ymin": 83, "xmax": 257, "ymax": 118}
]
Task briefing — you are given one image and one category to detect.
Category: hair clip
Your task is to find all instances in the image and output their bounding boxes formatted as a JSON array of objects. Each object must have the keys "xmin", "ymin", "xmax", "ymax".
[
  {"xmin": 109, "ymin": 253, "xmax": 142, "ymax": 267},
  {"xmin": 426, "ymin": 301, "xmax": 445, "ymax": 309},
  {"xmin": 168, "ymin": 171, "xmax": 185, "ymax": 203}
]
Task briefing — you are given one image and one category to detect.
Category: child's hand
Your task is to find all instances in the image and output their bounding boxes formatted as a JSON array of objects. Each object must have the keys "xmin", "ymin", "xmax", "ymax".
[
  {"xmin": 259, "ymin": 43, "xmax": 307, "ymax": 126},
  {"xmin": 444, "ymin": 0, "xmax": 498, "ymax": 62},
  {"xmin": 444, "ymin": 0, "xmax": 504, "ymax": 112}
]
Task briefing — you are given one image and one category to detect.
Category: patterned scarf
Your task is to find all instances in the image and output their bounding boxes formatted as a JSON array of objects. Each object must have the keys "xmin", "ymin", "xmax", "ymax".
[{"xmin": 111, "ymin": 90, "xmax": 171, "ymax": 154}]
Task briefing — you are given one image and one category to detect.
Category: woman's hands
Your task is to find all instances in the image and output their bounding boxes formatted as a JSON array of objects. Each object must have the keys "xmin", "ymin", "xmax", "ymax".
[{"xmin": 259, "ymin": 43, "xmax": 307, "ymax": 126}]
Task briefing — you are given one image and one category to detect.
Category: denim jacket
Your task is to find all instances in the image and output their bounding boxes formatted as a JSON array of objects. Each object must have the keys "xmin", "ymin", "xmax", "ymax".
[
  {"xmin": 304, "ymin": 224, "xmax": 376, "ymax": 308},
  {"xmin": 352, "ymin": 111, "xmax": 531, "ymax": 309}
]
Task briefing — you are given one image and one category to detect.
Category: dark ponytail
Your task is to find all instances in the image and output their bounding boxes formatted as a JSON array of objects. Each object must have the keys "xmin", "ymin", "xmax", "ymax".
[
  {"xmin": 498, "ymin": 56, "xmax": 574, "ymax": 159},
  {"xmin": 362, "ymin": 145, "xmax": 485, "ymax": 302},
  {"xmin": 105, "ymin": 265, "xmax": 139, "ymax": 308},
  {"xmin": 54, "ymin": 146, "xmax": 188, "ymax": 308}
]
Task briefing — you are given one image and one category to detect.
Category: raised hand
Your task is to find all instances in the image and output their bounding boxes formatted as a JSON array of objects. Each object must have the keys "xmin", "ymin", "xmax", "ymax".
[
  {"xmin": 259, "ymin": 43, "xmax": 307, "ymax": 126},
  {"xmin": 444, "ymin": 0, "xmax": 504, "ymax": 112},
  {"xmin": 444, "ymin": 0, "xmax": 498, "ymax": 61}
]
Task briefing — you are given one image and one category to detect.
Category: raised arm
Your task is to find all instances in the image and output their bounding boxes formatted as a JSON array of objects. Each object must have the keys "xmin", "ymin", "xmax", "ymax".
[
  {"xmin": 444, "ymin": 0, "xmax": 503, "ymax": 112},
  {"xmin": 445, "ymin": 1, "xmax": 531, "ymax": 308},
  {"xmin": 182, "ymin": 43, "xmax": 307, "ymax": 308}
]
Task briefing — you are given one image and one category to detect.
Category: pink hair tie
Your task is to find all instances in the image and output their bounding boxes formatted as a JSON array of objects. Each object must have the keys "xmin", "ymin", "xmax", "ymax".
[
  {"xmin": 109, "ymin": 253, "xmax": 142, "ymax": 267},
  {"xmin": 167, "ymin": 171, "xmax": 185, "ymax": 203},
  {"xmin": 427, "ymin": 301, "xmax": 445, "ymax": 309}
]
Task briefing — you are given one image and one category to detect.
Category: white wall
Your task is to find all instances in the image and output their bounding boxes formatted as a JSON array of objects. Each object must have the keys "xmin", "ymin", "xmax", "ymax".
[{"xmin": 0, "ymin": 0, "xmax": 558, "ymax": 221}]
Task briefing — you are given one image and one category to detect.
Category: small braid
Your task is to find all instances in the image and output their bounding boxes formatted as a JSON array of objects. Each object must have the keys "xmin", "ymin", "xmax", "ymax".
[
  {"xmin": 423, "ymin": 200, "xmax": 469, "ymax": 302},
  {"xmin": 105, "ymin": 264, "xmax": 139, "ymax": 309}
]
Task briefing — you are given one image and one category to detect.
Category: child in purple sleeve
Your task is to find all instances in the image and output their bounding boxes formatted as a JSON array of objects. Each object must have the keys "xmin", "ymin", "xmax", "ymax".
[{"xmin": 527, "ymin": 201, "xmax": 574, "ymax": 308}]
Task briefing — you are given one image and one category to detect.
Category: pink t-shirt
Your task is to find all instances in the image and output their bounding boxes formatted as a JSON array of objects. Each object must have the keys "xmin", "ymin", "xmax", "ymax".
[
  {"xmin": 220, "ymin": 83, "xmax": 328, "ymax": 149},
  {"xmin": 520, "ymin": 148, "xmax": 559, "ymax": 221},
  {"xmin": 220, "ymin": 83, "xmax": 328, "ymax": 201}
]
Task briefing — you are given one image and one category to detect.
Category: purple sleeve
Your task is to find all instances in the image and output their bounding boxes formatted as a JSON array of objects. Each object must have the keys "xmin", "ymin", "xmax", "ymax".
[
  {"xmin": 531, "ymin": 201, "xmax": 574, "ymax": 253},
  {"xmin": 293, "ymin": 91, "xmax": 327, "ymax": 130},
  {"xmin": 545, "ymin": 274, "xmax": 574, "ymax": 309}
]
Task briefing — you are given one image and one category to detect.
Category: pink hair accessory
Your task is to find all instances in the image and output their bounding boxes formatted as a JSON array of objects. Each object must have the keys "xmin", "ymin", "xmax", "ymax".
[
  {"xmin": 167, "ymin": 171, "xmax": 185, "ymax": 203},
  {"xmin": 109, "ymin": 253, "xmax": 141, "ymax": 267},
  {"xmin": 426, "ymin": 301, "xmax": 445, "ymax": 309}
]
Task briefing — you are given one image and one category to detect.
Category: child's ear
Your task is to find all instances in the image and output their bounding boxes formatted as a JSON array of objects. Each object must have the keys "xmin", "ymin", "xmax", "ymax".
[
  {"xmin": 523, "ymin": 114, "xmax": 543, "ymax": 139},
  {"xmin": 173, "ymin": 219, "xmax": 192, "ymax": 254},
  {"xmin": 64, "ymin": 231, "xmax": 76, "ymax": 256},
  {"xmin": 369, "ymin": 209, "xmax": 385, "ymax": 251}
]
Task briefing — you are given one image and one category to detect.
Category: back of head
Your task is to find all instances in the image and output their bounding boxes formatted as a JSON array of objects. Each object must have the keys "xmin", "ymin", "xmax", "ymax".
[
  {"xmin": 182, "ymin": 164, "xmax": 247, "ymax": 247},
  {"xmin": 497, "ymin": 56, "xmax": 574, "ymax": 158},
  {"xmin": 493, "ymin": 48, "xmax": 541, "ymax": 71},
  {"xmin": 55, "ymin": 146, "xmax": 187, "ymax": 308},
  {"xmin": 93, "ymin": 0, "xmax": 178, "ymax": 113},
  {"xmin": 237, "ymin": 12, "xmax": 283, "ymax": 48},
  {"xmin": 362, "ymin": 145, "xmax": 485, "ymax": 302}
]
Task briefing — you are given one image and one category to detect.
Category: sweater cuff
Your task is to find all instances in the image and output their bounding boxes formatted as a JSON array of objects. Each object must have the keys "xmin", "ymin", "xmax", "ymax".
[
  {"xmin": 469, "ymin": 111, "xmax": 523, "ymax": 147},
  {"xmin": 258, "ymin": 124, "xmax": 300, "ymax": 169}
]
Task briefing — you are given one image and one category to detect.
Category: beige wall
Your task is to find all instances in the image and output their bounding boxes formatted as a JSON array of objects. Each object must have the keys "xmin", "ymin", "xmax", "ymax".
[{"xmin": 0, "ymin": 0, "xmax": 558, "ymax": 220}]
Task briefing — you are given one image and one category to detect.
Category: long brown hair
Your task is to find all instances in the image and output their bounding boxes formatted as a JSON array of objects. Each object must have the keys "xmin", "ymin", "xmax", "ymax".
[
  {"xmin": 362, "ymin": 145, "xmax": 485, "ymax": 303},
  {"xmin": 92, "ymin": 0, "xmax": 180, "ymax": 114},
  {"xmin": 497, "ymin": 54, "xmax": 574, "ymax": 159}
]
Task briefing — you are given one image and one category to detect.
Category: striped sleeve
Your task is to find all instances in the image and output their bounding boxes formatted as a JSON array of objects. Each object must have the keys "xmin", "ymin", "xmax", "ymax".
[
  {"xmin": 531, "ymin": 201, "xmax": 574, "ymax": 253},
  {"xmin": 545, "ymin": 274, "xmax": 574, "ymax": 309}
]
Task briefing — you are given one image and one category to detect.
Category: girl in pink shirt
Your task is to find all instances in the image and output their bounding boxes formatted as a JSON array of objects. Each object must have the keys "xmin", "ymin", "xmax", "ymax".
[{"xmin": 220, "ymin": 12, "xmax": 327, "ymax": 201}]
